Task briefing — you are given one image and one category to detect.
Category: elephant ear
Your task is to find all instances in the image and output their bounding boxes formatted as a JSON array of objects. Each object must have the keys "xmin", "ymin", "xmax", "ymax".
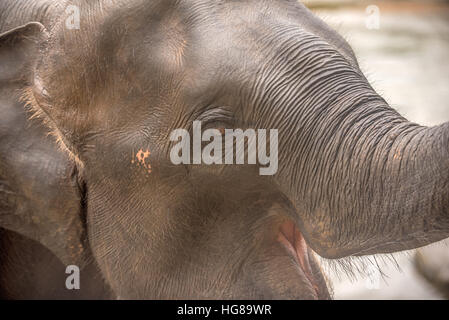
[
  {"xmin": 0, "ymin": 23, "xmax": 88, "ymax": 266},
  {"xmin": 0, "ymin": 22, "xmax": 48, "ymax": 83}
]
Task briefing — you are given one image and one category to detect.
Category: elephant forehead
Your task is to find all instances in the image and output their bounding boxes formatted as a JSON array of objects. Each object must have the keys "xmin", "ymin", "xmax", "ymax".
[
  {"xmin": 145, "ymin": 12, "xmax": 190, "ymax": 71},
  {"xmin": 125, "ymin": 3, "xmax": 281, "ymax": 74}
]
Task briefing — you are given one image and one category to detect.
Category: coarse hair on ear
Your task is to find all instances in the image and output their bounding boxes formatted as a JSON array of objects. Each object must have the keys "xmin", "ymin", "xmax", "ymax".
[
  {"xmin": 0, "ymin": 22, "xmax": 85, "ymax": 168},
  {"xmin": 0, "ymin": 22, "xmax": 89, "ymax": 267}
]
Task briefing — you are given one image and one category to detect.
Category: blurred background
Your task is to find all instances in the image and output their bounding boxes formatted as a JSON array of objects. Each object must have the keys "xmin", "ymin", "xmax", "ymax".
[{"xmin": 303, "ymin": 0, "xmax": 449, "ymax": 299}]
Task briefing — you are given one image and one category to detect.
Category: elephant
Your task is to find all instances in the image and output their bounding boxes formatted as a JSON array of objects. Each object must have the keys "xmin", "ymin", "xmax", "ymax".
[{"xmin": 0, "ymin": 0, "xmax": 448, "ymax": 299}]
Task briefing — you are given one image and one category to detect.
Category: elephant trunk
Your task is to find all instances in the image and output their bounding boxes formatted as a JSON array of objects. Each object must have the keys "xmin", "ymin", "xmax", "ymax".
[
  {"xmin": 251, "ymin": 33, "xmax": 449, "ymax": 258},
  {"xmin": 275, "ymin": 97, "xmax": 449, "ymax": 259}
]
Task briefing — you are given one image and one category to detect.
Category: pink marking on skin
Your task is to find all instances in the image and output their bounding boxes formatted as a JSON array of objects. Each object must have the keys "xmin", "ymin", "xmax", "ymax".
[{"xmin": 135, "ymin": 149, "xmax": 152, "ymax": 174}]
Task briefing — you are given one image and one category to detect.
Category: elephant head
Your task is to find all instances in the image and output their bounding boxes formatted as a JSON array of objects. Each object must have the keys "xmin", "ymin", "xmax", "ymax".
[{"xmin": 0, "ymin": 0, "xmax": 448, "ymax": 299}]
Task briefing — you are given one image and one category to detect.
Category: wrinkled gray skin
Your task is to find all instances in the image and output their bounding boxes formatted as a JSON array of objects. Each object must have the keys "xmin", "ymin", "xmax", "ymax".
[
  {"xmin": 0, "ymin": 1, "xmax": 112, "ymax": 298},
  {"xmin": 0, "ymin": 0, "xmax": 448, "ymax": 299}
]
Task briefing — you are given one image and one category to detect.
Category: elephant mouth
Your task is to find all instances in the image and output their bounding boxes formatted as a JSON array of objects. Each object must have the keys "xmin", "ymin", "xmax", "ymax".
[{"xmin": 277, "ymin": 220, "xmax": 327, "ymax": 299}]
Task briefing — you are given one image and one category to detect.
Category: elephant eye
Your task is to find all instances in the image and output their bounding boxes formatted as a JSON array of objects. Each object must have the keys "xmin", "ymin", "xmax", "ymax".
[
  {"xmin": 195, "ymin": 106, "xmax": 235, "ymax": 128},
  {"xmin": 202, "ymin": 120, "xmax": 228, "ymax": 130}
]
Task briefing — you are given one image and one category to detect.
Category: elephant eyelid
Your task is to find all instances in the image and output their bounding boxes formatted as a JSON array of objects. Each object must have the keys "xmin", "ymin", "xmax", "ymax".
[{"xmin": 194, "ymin": 106, "xmax": 235, "ymax": 125}]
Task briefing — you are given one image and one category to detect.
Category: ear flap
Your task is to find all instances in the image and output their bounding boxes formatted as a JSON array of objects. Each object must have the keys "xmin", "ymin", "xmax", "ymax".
[
  {"xmin": 0, "ymin": 22, "xmax": 48, "ymax": 83},
  {"xmin": 0, "ymin": 23, "xmax": 89, "ymax": 266}
]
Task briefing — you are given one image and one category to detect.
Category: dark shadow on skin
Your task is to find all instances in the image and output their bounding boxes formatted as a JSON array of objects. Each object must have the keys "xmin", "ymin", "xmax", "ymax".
[{"xmin": 0, "ymin": 228, "xmax": 113, "ymax": 299}]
